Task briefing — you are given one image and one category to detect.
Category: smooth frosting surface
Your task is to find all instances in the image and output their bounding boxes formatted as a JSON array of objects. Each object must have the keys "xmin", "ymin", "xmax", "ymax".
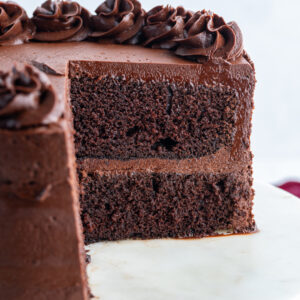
[{"xmin": 0, "ymin": 119, "xmax": 89, "ymax": 299}]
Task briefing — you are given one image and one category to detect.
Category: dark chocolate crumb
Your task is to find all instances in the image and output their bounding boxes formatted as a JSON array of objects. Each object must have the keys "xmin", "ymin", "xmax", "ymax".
[
  {"xmin": 70, "ymin": 75, "xmax": 240, "ymax": 159},
  {"xmin": 79, "ymin": 169, "xmax": 255, "ymax": 243},
  {"xmin": 31, "ymin": 60, "xmax": 64, "ymax": 76}
]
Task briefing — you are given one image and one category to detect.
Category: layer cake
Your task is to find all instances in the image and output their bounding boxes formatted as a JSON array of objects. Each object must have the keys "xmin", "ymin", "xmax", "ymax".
[{"xmin": 0, "ymin": 0, "xmax": 256, "ymax": 298}]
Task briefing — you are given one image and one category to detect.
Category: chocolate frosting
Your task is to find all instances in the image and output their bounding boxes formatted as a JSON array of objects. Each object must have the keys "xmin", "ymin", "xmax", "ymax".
[
  {"xmin": 32, "ymin": 0, "xmax": 91, "ymax": 42},
  {"xmin": 90, "ymin": 0, "xmax": 145, "ymax": 44},
  {"xmin": 0, "ymin": 65, "xmax": 58, "ymax": 129},
  {"xmin": 0, "ymin": 1, "xmax": 245, "ymax": 62},
  {"xmin": 0, "ymin": 1, "xmax": 34, "ymax": 46},
  {"xmin": 143, "ymin": 5, "xmax": 192, "ymax": 49},
  {"xmin": 175, "ymin": 10, "xmax": 243, "ymax": 61}
]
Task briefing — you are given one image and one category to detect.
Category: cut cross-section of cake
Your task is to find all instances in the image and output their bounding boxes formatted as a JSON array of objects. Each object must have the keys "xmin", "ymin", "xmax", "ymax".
[
  {"xmin": 0, "ymin": 4, "xmax": 256, "ymax": 243},
  {"xmin": 69, "ymin": 52, "xmax": 255, "ymax": 242},
  {"xmin": 0, "ymin": 0, "xmax": 256, "ymax": 298}
]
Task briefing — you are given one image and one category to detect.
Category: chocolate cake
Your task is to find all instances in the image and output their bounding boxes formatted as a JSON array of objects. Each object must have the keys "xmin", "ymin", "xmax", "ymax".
[
  {"xmin": 0, "ymin": 0, "xmax": 256, "ymax": 298},
  {"xmin": 0, "ymin": 65, "xmax": 89, "ymax": 299}
]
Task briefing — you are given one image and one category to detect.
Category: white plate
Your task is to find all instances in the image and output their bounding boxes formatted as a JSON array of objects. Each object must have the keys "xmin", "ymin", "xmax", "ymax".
[{"xmin": 86, "ymin": 182, "xmax": 300, "ymax": 300}]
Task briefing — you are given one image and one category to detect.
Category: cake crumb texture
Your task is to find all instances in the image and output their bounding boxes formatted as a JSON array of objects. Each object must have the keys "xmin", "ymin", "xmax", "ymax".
[
  {"xmin": 71, "ymin": 75, "xmax": 239, "ymax": 159},
  {"xmin": 79, "ymin": 167, "xmax": 255, "ymax": 243}
]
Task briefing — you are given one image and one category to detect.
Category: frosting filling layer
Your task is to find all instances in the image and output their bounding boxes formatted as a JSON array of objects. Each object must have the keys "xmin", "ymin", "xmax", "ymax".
[{"xmin": 78, "ymin": 148, "xmax": 251, "ymax": 175}]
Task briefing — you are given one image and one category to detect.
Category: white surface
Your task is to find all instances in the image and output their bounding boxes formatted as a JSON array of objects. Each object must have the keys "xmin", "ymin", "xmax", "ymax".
[
  {"xmin": 254, "ymin": 160, "xmax": 300, "ymax": 185},
  {"xmin": 87, "ymin": 182, "xmax": 300, "ymax": 300},
  {"xmin": 19, "ymin": 0, "xmax": 300, "ymax": 181}
]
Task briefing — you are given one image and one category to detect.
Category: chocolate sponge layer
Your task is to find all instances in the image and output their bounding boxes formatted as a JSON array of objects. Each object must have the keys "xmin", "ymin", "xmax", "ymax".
[
  {"xmin": 70, "ymin": 76, "xmax": 239, "ymax": 160},
  {"xmin": 79, "ymin": 167, "xmax": 255, "ymax": 243}
]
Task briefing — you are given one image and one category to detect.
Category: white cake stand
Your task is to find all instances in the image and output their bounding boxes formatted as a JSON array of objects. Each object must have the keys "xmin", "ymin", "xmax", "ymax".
[{"xmin": 86, "ymin": 182, "xmax": 300, "ymax": 300}]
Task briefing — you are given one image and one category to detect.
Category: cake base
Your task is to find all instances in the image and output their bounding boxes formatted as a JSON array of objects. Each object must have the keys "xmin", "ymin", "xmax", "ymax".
[
  {"xmin": 86, "ymin": 182, "xmax": 300, "ymax": 300},
  {"xmin": 79, "ymin": 167, "xmax": 254, "ymax": 243}
]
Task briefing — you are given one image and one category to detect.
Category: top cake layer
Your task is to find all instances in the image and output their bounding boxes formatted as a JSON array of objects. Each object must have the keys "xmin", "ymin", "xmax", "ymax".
[
  {"xmin": 0, "ymin": 0, "xmax": 255, "ymax": 162},
  {"xmin": 70, "ymin": 57, "xmax": 254, "ymax": 160},
  {"xmin": 0, "ymin": 0, "xmax": 254, "ymax": 161},
  {"xmin": 0, "ymin": 42, "xmax": 255, "ymax": 161}
]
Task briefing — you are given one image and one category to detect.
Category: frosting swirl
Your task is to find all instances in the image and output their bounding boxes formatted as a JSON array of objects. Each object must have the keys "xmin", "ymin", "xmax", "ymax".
[
  {"xmin": 0, "ymin": 2, "xmax": 245, "ymax": 64},
  {"xmin": 90, "ymin": 0, "xmax": 145, "ymax": 44},
  {"xmin": 175, "ymin": 10, "xmax": 243, "ymax": 61},
  {"xmin": 32, "ymin": 0, "xmax": 91, "ymax": 42},
  {"xmin": 143, "ymin": 5, "xmax": 193, "ymax": 49},
  {"xmin": 0, "ymin": 1, "xmax": 34, "ymax": 45},
  {"xmin": 0, "ymin": 65, "xmax": 58, "ymax": 129}
]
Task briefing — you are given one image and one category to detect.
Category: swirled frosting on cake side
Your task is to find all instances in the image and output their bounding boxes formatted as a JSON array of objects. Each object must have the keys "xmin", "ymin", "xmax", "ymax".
[
  {"xmin": 0, "ymin": 65, "xmax": 59, "ymax": 129},
  {"xmin": 32, "ymin": 0, "xmax": 91, "ymax": 42},
  {"xmin": 175, "ymin": 10, "xmax": 243, "ymax": 61},
  {"xmin": 90, "ymin": 0, "xmax": 145, "ymax": 44},
  {"xmin": 0, "ymin": 1, "xmax": 35, "ymax": 46},
  {"xmin": 143, "ymin": 5, "xmax": 193, "ymax": 49}
]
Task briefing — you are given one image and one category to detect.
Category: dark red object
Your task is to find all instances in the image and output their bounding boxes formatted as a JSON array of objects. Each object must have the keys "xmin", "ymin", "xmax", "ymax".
[{"xmin": 278, "ymin": 181, "xmax": 300, "ymax": 198}]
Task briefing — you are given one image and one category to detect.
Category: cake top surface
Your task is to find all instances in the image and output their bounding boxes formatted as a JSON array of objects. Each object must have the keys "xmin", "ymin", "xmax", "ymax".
[
  {"xmin": 0, "ymin": 0, "xmax": 246, "ymax": 63},
  {"xmin": 0, "ymin": 0, "xmax": 254, "ymax": 131}
]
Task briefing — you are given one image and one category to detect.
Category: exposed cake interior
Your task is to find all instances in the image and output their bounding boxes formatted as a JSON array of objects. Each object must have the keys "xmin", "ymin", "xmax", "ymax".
[
  {"xmin": 68, "ymin": 59, "xmax": 255, "ymax": 243},
  {"xmin": 70, "ymin": 61, "xmax": 239, "ymax": 159},
  {"xmin": 0, "ymin": 0, "xmax": 257, "ymax": 297},
  {"xmin": 80, "ymin": 168, "xmax": 254, "ymax": 243}
]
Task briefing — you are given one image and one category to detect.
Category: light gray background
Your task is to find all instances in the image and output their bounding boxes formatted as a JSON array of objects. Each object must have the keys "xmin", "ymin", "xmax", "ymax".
[{"xmin": 21, "ymin": 0, "xmax": 300, "ymax": 183}]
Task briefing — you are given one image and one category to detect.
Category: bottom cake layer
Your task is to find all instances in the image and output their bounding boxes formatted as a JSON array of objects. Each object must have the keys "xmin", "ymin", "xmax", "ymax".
[{"xmin": 79, "ymin": 167, "xmax": 255, "ymax": 244}]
